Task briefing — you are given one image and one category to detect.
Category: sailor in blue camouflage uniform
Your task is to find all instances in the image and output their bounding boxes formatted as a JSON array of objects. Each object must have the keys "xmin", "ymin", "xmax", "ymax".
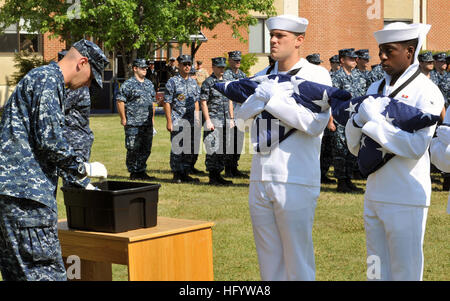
[
  {"xmin": 419, "ymin": 51, "xmax": 436, "ymax": 78},
  {"xmin": 369, "ymin": 63, "xmax": 384, "ymax": 84},
  {"xmin": 431, "ymin": 52, "xmax": 448, "ymax": 106},
  {"xmin": 201, "ymin": 57, "xmax": 234, "ymax": 185},
  {"xmin": 354, "ymin": 49, "xmax": 373, "ymax": 89},
  {"xmin": 223, "ymin": 50, "xmax": 248, "ymax": 178},
  {"xmin": 329, "ymin": 54, "xmax": 340, "ymax": 75},
  {"xmin": 0, "ymin": 39, "xmax": 109, "ymax": 281},
  {"xmin": 431, "ymin": 52, "xmax": 450, "ymax": 191},
  {"xmin": 163, "ymin": 54, "xmax": 201, "ymax": 183},
  {"xmin": 331, "ymin": 48, "xmax": 366, "ymax": 192},
  {"xmin": 321, "ymin": 54, "xmax": 340, "ymax": 184},
  {"xmin": 57, "ymin": 51, "xmax": 95, "ymax": 187},
  {"xmin": 116, "ymin": 58, "xmax": 156, "ymax": 181}
]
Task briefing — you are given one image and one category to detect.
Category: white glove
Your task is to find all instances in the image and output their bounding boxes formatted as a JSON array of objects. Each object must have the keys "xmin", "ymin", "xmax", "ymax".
[
  {"xmin": 437, "ymin": 125, "xmax": 450, "ymax": 145},
  {"xmin": 84, "ymin": 162, "xmax": 107, "ymax": 178},
  {"xmin": 356, "ymin": 96, "xmax": 389, "ymax": 124},
  {"xmin": 235, "ymin": 94, "xmax": 265, "ymax": 121},
  {"xmin": 254, "ymin": 78, "xmax": 293, "ymax": 103},
  {"xmin": 153, "ymin": 128, "xmax": 157, "ymax": 135}
]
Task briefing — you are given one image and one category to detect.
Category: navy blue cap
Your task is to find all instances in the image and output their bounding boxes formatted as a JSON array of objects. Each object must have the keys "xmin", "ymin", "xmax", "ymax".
[
  {"xmin": 133, "ymin": 58, "xmax": 148, "ymax": 68},
  {"xmin": 177, "ymin": 54, "xmax": 192, "ymax": 64},
  {"xmin": 338, "ymin": 48, "xmax": 358, "ymax": 58},
  {"xmin": 306, "ymin": 53, "xmax": 323, "ymax": 65},
  {"xmin": 433, "ymin": 52, "xmax": 447, "ymax": 62},
  {"xmin": 418, "ymin": 51, "xmax": 434, "ymax": 62},
  {"xmin": 72, "ymin": 39, "xmax": 109, "ymax": 88},
  {"xmin": 212, "ymin": 57, "xmax": 227, "ymax": 67},
  {"xmin": 228, "ymin": 51, "xmax": 242, "ymax": 61},
  {"xmin": 355, "ymin": 49, "xmax": 370, "ymax": 60},
  {"xmin": 57, "ymin": 50, "xmax": 67, "ymax": 62},
  {"xmin": 329, "ymin": 55, "xmax": 339, "ymax": 63}
]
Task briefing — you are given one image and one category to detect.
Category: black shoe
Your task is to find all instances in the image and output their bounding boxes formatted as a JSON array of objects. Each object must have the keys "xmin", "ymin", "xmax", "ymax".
[
  {"xmin": 336, "ymin": 179, "xmax": 353, "ymax": 193},
  {"xmin": 225, "ymin": 166, "xmax": 248, "ymax": 178},
  {"xmin": 209, "ymin": 171, "xmax": 233, "ymax": 185},
  {"xmin": 352, "ymin": 171, "xmax": 365, "ymax": 180},
  {"xmin": 443, "ymin": 177, "xmax": 450, "ymax": 191},
  {"xmin": 321, "ymin": 175, "xmax": 336, "ymax": 184},
  {"xmin": 172, "ymin": 172, "xmax": 182, "ymax": 183},
  {"xmin": 224, "ymin": 166, "xmax": 234, "ymax": 177},
  {"xmin": 190, "ymin": 167, "xmax": 202, "ymax": 175},
  {"xmin": 130, "ymin": 172, "xmax": 156, "ymax": 181},
  {"xmin": 346, "ymin": 179, "xmax": 364, "ymax": 192},
  {"xmin": 180, "ymin": 173, "xmax": 200, "ymax": 183}
]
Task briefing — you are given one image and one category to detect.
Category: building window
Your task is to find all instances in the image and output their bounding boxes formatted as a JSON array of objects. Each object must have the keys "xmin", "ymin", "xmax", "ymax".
[
  {"xmin": 384, "ymin": 19, "xmax": 413, "ymax": 26},
  {"xmin": 0, "ymin": 22, "xmax": 42, "ymax": 53},
  {"xmin": 249, "ymin": 18, "xmax": 270, "ymax": 54}
]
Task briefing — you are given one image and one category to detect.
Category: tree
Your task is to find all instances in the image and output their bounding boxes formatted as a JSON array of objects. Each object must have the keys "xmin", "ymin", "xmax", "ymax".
[{"xmin": 0, "ymin": 0, "xmax": 275, "ymax": 78}]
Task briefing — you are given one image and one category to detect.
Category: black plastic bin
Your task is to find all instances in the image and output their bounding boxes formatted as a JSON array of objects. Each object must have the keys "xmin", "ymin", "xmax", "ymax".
[{"xmin": 61, "ymin": 181, "xmax": 161, "ymax": 233}]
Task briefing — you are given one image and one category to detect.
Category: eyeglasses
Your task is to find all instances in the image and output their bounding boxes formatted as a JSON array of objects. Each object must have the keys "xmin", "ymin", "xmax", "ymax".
[{"xmin": 182, "ymin": 62, "xmax": 192, "ymax": 66}]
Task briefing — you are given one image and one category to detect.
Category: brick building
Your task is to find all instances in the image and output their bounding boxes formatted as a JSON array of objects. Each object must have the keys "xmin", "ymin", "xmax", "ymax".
[{"xmin": 1, "ymin": 0, "xmax": 448, "ymax": 108}]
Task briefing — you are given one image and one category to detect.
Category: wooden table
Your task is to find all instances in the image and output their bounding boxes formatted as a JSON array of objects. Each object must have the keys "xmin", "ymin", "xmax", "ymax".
[{"xmin": 57, "ymin": 217, "xmax": 214, "ymax": 281}]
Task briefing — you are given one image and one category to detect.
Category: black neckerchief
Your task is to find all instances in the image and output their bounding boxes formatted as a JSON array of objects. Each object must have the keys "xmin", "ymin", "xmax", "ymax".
[{"xmin": 377, "ymin": 67, "xmax": 422, "ymax": 97}]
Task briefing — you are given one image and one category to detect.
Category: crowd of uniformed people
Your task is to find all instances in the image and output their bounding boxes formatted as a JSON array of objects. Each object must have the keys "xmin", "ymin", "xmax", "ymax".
[{"xmin": 0, "ymin": 14, "xmax": 448, "ymax": 281}]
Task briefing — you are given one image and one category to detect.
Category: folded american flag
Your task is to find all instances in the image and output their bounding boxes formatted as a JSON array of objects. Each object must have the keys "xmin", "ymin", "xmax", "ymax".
[
  {"xmin": 214, "ymin": 74, "xmax": 351, "ymax": 152},
  {"xmin": 215, "ymin": 74, "xmax": 441, "ymax": 176},
  {"xmin": 331, "ymin": 95, "xmax": 441, "ymax": 176}
]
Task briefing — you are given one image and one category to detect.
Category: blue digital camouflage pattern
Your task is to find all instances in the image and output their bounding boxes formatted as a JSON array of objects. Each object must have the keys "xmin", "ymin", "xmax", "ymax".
[
  {"xmin": 117, "ymin": 76, "xmax": 156, "ymax": 174},
  {"xmin": 0, "ymin": 196, "xmax": 66, "ymax": 281},
  {"xmin": 332, "ymin": 67, "xmax": 368, "ymax": 99},
  {"xmin": 61, "ymin": 86, "xmax": 94, "ymax": 187},
  {"xmin": 164, "ymin": 74, "xmax": 200, "ymax": 173},
  {"xmin": 331, "ymin": 67, "xmax": 368, "ymax": 179},
  {"xmin": 124, "ymin": 125, "xmax": 153, "ymax": 173},
  {"xmin": 116, "ymin": 77, "xmax": 156, "ymax": 126},
  {"xmin": 223, "ymin": 68, "xmax": 247, "ymax": 169},
  {"xmin": 369, "ymin": 64, "xmax": 384, "ymax": 84},
  {"xmin": 164, "ymin": 74, "xmax": 200, "ymax": 125},
  {"xmin": 201, "ymin": 74, "xmax": 232, "ymax": 172},
  {"xmin": 439, "ymin": 72, "xmax": 449, "ymax": 106},
  {"xmin": 429, "ymin": 70, "xmax": 442, "ymax": 87},
  {"xmin": 0, "ymin": 62, "xmax": 87, "ymax": 213}
]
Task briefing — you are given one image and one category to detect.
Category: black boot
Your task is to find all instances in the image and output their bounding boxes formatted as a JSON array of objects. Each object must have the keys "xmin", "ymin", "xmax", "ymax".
[
  {"xmin": 172, "ymin": 172, "xmax": 182, "ymax": 183},
  {"xmin": 336, "ymin": 179, "xmax": 352, "ymax": 193},
  {"xmin": 180, "ymin": 173, "xmax": 200, "ymax": 183},
  {"xmin": 231, "ymin": 167, "xmax": 249, "ymax": 178},
  {"xmin": 321, "ymin": 175, "xmax": 336, "ymax": 184},
  {"xmin": 209, "ymin": 171, "xmax": 233, "ymax": 185},
  {"xmin": 443, "ymin": 176, "xmax": 450, "ymax": 191},
  {"xmin": 190, "ymin": 167, "xmax": 202, "ymax": 175},
  {"xmin": 224, "ymin": 166, "xmax": 233, "ymax": 177},
  {"xmin": 130, "ymin": 171, "xmax": 156, "ymax": 181},
  {"xmin": 346, "ymin": 178, "xmax": 364, "ymax": 192}
]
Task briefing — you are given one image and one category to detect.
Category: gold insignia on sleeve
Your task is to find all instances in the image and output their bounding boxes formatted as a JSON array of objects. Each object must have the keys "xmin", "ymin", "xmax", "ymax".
[{"xmin": 177, "ymin": 94, "xmax": 186, "ymax": 101}]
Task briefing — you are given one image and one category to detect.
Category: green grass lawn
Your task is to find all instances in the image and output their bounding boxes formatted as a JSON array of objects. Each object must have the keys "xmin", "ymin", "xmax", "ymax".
[{"xmin": 2, "ymin": 113, "xmax": 449, "ymax": 281}]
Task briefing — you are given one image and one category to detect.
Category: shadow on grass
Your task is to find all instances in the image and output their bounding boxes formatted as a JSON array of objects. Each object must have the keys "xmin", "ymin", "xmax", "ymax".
[{"xmin": 107, "ymin": 174, "xmax": 250, "ymax": 187}]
